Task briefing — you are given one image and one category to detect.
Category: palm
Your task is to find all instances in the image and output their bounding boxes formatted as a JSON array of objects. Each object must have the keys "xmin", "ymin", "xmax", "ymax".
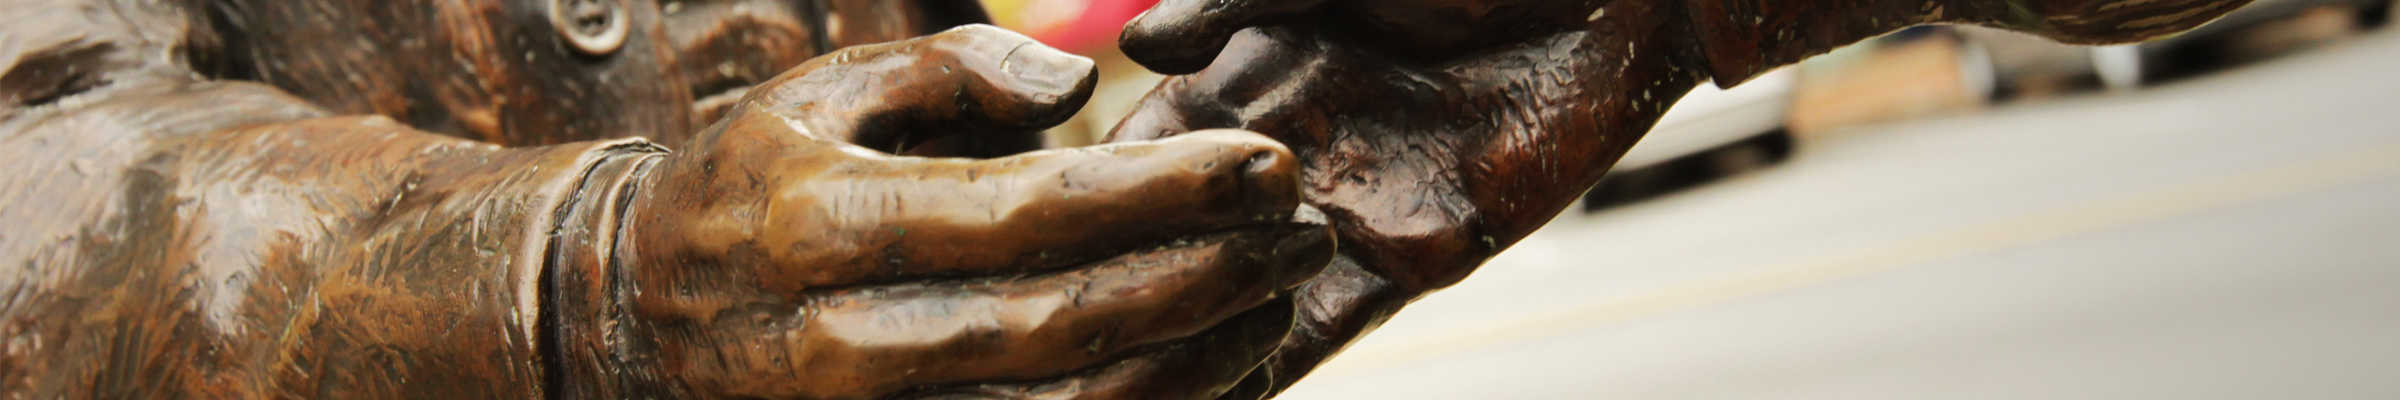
[
  {"xmin": 1114, "ymin": 26, "xmax": 1673, "ymax": 291},
  {"xmin": 1106, "ymin": 0, "xmax": 2251, "ymax": 397},
  {"xmin": 1101, "ymin": 9, "xmax": 1705, "ymax": 395}
]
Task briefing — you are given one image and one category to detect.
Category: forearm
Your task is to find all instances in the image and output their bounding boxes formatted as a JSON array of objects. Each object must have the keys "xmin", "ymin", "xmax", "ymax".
[
  {"xmin": 309, "ymin": 130, "xmax": 666, "ymax": 396},
  {"xmin": 1683, "ymin": 0, "xmax": 2251, "ymax": 84},
  {"xmin": 0, "ymin": 71, "xmax": 674, "ymax": 394},
  {"xmin": 171, "ymin": 106, "xmax": 670, "ymax": 395}
]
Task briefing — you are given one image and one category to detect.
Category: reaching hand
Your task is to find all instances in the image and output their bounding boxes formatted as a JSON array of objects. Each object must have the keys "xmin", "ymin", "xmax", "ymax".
[
  {"xmin": 562, "ymin": 26, "xmax": 1333, "ymax": 399},
  {"xmin": 1107, "ymin": 3, "xmax": 1704, "ymax": 395},
  {"xmin": 1106, "ymin": 0, "xmax": 2250, "ymax": 397}
]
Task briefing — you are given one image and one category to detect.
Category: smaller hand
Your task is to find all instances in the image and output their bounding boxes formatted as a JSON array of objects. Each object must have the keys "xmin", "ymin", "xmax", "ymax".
[
  {"xmin": 1108, "ymin": 1, "xmax": 1705, "ymax": 397},
  {"xmin": 1106, "ymin": 1, "xmax": 2254, "ymax": 397},
  {"xmin": 587, "ymin": 26, "xmax": 1331, "ymax": 399},
  {"xmin": 1114, "ymin": 0, "xmax": 1684, "ymax": 299}
]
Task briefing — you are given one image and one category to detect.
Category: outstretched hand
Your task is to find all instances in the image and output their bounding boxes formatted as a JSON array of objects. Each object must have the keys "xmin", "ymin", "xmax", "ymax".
[
  {"xmin": 1107, "ymin": 3, "xmax": 1703, "ymax": 396},
  {"xmin": 1107, "ymin": 0, "xmax": 2250, "ymax": 397},
  {"xmin": 572, "ymin": 26, "xmax": 1333, "ymax": 399}
]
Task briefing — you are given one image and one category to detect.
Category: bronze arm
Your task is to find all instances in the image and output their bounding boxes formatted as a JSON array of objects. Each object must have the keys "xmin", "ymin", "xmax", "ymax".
[{"xmin": 5, "ymin": 1, "xmax": 1323, "ymax": 397}]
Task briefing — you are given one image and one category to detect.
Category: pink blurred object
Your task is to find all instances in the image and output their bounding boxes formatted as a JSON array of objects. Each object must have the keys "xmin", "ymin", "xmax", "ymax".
[{"xmin": 994, "ymin": 0, "xmax": 1156, "ymax": 52}]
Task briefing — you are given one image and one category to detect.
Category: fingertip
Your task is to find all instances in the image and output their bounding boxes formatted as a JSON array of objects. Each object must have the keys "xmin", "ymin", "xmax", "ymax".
[
  {"xmin": 1240, "ymin": 140, "xmax": 1296, "ymax": 194},
  {"xmin": 1119, "ymin": 14, "xmax": 1234, "ymax": 75},
  {"xmin": 1171, "ymin": 129, "xmax": 1301, "ymax": 210},
  {"xmin": 1268, "ymin": 219, "xmax": 1337, "ymax": 290},
  {"xmin": 1117, "ymin": 0, "xmax": 1331, "ymax": 75},
  {"xmin": 1005, "ymin": 44, "xmax": 1098, "ymax": 93},
  {"xmin": 999, "ymin": 41, "xmax": 1099, "ymax": 126},
  {"xmin": 936, "ymin": 24, "xmax": 1100, "ymax": 127}
]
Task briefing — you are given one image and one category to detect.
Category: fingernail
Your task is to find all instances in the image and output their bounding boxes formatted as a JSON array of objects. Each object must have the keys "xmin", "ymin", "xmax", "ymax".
[
  {"xmin": 1001, "ymin": 42, "xmax": 1097, "ymax": 102},
  {"xmin": 1269, "ymin": 225, "xmax": 1336, "ymax": 289}
]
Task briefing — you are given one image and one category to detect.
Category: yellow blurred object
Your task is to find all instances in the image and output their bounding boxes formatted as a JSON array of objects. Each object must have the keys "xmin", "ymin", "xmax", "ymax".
[{"xmin": 982, "ymin": 0, "xmax": 1029, "ymax": 26}]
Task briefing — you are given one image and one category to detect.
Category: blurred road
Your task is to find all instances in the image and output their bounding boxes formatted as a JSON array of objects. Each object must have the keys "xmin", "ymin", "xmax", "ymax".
[{"xmin": 1282, "ymin": 30, "xmax": 2400, "ymax": 399}]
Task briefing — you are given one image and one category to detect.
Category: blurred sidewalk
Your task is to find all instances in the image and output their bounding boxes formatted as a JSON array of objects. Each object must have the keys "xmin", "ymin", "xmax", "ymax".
[{"xmin": 1283, "ymin": 30, "xmax": 2400, "ymax": 399}]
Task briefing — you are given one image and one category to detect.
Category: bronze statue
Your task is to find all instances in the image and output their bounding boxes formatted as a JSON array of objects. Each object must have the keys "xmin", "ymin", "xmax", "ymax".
[
  {"xmin": 2, "ymin": 1, "xmax": 1325, "ymax": 398},
  {"xmin": 0, "ymin": 0, "xmax": 2250, "ymax": 398}
]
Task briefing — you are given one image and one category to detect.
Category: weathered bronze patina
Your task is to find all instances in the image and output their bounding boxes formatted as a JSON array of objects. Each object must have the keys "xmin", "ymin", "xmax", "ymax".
[
  {"xmin": 3, "ymin": 1, "xmax": 1329, "ymax": 398},
  {"xmin": 1109, "ymin": 0, "xmax": 2254, "ymax": 396},
  {"xmin": 1, "ymin": 0, "xmax": 2252, "ymax": 398}
]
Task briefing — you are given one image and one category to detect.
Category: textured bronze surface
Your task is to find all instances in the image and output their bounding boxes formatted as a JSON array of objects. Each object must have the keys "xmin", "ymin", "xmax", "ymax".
[
  {"xmin": 1, "ymin": 0, "xmax": 2254, "ymax": 398},
  {"xmin": 3, "ymin": 1, "xmax": 1326, "ymax": 398},
  {"xmin": 1110, "ymin": 0, "xmax": 2253, "ymax": 396}
]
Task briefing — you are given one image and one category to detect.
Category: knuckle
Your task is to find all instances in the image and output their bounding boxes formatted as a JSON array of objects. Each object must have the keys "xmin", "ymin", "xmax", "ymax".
[{"xmin": 932, "ymin": 24, "xmax": 1036, "ymax": 55}]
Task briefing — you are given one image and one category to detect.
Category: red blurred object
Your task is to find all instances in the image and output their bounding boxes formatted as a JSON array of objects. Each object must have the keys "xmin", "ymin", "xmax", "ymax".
[{"xmin": 1000, "ymin": 0, "xmax": 1156, "ymax": 52}]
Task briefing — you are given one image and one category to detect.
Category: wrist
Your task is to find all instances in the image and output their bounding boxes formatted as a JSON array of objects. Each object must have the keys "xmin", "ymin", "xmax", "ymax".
[{"xmin": 542, "ymin": 140, "xmax": 669, "ymax": 398}]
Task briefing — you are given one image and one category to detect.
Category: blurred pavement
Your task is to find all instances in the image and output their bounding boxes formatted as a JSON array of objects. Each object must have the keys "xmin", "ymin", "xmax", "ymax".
[{"xmin": 1281, "ymin": 30, "xmax": 2400, "ymax": 399}]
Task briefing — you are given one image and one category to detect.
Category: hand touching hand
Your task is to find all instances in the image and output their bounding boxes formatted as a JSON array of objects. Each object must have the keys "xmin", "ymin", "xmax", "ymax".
[
  {"xmin": 1106, "ymin": 0, "xmax": 2248, "ymax": 397},
  {"xmin": 551, "ymin": 26, "xmax": 1334, "ymax": 399}
]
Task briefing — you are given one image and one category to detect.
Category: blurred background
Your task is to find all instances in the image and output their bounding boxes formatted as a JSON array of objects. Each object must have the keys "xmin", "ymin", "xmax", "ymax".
[{"xmin": 981, "ymin": 0, "xmax": 2400, "ymax": 397}]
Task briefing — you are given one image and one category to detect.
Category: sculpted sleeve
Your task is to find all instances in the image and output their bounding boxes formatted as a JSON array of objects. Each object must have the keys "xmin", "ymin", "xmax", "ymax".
[{"xmin": 0, "ymin": 1, "xmax": 668, "ymax": 395}]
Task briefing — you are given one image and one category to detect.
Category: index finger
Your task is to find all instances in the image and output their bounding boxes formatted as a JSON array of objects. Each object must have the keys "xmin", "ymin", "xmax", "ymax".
[{"xmin": 1119, "ymin": 0, "xmax": 1333, "ymax": 74}]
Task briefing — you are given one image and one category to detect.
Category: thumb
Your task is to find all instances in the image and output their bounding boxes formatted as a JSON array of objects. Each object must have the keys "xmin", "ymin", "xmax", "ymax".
[{"xmin": 733, "ymin": 24, "xmax": 1096, "ymax": 153}]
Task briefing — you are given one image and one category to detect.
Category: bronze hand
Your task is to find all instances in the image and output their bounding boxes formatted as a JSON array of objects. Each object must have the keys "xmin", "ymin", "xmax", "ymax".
[
  {"xmin": 1107, "ymin": 0, "xmax": 2251, "ymax": 397},
  {"xmin": 550, "ymin": 26, "xmax": 1333, "ymax": 399}
]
